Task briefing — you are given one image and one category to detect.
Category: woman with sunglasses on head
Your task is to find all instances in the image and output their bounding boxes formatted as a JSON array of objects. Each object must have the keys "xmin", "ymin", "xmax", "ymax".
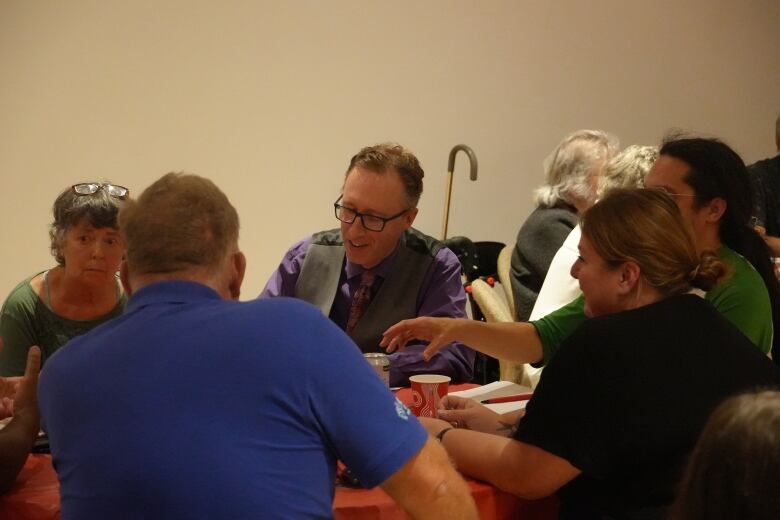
[{"xmin": 0, "ymin": 183, "xmax": 129, "ymax": 376}]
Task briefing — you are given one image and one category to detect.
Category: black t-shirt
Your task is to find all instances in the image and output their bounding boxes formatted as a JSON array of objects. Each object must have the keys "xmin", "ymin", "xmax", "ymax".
[{"xmin": 514, "ymin": 294, "xmax": 780, "ymax": 520}]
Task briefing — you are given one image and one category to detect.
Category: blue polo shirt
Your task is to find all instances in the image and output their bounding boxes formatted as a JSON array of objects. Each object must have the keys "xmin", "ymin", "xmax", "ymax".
[{"xmin": 39, "ymin": 281, "xmax": 427, "ymax": 519}]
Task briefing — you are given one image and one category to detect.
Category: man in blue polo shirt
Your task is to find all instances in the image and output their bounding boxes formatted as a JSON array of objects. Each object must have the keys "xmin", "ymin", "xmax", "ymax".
[{"xmin": 38, "ymin": 173, "xmax": 476, "ymax": 519}]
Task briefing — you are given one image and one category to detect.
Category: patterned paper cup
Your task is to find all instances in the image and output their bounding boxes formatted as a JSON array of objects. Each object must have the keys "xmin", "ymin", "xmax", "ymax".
[{"xmin": 409, "ymin": 375, "xmax": 451, "ymax": 418}]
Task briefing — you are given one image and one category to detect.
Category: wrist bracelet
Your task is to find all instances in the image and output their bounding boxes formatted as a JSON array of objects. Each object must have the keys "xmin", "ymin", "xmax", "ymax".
[{"xmin": 436, "ymin": 427, "xmax": 454, "ymax": 443}]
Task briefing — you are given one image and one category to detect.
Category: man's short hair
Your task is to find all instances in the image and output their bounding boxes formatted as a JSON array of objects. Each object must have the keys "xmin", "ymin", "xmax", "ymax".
[
  {"xmin": 346, "ymin": 143, "xmax": 424, "ymax": 207},
  {"xmin": 119, "ymin": 173, "xmax": 239, "ymax": 275}
]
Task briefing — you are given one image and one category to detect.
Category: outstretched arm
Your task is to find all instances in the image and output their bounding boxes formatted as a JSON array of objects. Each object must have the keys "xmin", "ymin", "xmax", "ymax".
[
  {"xmin": 388, "ymin": 248, "xmax": 476, "ymax": 385},
  {"xmin": 382, "ymin": 317, "xmax": 544, "ymax": 365}
]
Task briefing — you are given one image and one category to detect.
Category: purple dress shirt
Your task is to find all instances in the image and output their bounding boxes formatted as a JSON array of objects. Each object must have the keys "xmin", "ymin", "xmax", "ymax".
[{"xmin": 260, "ymin": 235, "xmax": 475, "ymax": 386}]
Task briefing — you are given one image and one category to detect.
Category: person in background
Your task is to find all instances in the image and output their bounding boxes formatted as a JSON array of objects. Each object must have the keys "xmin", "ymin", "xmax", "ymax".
[
  {"xmin": 391, "ymin": 189, "xmax": 780, "ymax": 519},
  {"xmin": 261, "ymin": 143, "xmax": 474, "ymax": 386},
  {"xmin": 385, "ymin": 136, "xmax": 777, "ymax": 373},
  {"xmin": 509, "ymin": 130, "xmax": 618, "ymax": 321},
  {"xmin": 643, "ymin": 136, "xmax": 780, "ymax": 366},
  {"xmin": 530, "ymin": 144, "xmax": 659, "ymax": 321},
  {"xmin": 0, "ymin": 341, "xmax": 40, "ymax": 495},
  {"xmin": 670, "ymin": 390, "xmax": 780, "ymax": 520},
  {"xmin": 0, "ymin": 183, "xmax": 128, "ymax": 376},
  {"xmin": 38, "ymin": 173, "xmax": 477, "ymax": 519},
  {"xmin": 749, "ymin": 112, "xmax": 780, "ymax": 255}
]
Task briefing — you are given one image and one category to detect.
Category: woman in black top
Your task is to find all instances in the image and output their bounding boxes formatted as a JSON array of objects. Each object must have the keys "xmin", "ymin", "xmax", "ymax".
[{"xmin": 385, "ymin": 188, "xmax": 780, "ymax": 519}]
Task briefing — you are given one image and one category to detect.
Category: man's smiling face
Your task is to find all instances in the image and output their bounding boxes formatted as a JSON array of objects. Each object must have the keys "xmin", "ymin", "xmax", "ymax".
[{"xmin": 339, "ymin": 166, "xmax": 417, "ymax": 269}]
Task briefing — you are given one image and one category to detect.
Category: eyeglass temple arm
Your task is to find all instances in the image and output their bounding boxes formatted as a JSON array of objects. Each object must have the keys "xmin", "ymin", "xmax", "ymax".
[{"xmin": 441, "ymin": 144, "xmax": 478, "ymax": 240}]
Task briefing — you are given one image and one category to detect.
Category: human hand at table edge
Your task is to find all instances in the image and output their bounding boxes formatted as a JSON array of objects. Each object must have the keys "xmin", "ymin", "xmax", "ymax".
[
  {"xmin": 380, "ymin": 317, "xmax": 459, "ymax": 360},
  {"xmin": 438, "ymin": 395, "xmax": 517, "ymax": 437}
]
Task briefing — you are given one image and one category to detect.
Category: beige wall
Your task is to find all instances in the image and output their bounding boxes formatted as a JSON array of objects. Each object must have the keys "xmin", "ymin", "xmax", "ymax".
[{"xmin": 1, "ymin": 0, "xmax": 778, "ymax": 300}]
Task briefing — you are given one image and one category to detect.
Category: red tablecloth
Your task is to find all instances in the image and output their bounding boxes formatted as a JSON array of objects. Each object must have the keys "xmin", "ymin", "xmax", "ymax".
[
  {"xmin": 0, "ymin": 454, "xmax": 60, "ymax": 519},
  {"xmin": 332, "ymin": 384, "xmax": 558, "ymax": 520},
  {"xmin": 0, "ymin": 384, "xmax": 559, "ymax": 519}
]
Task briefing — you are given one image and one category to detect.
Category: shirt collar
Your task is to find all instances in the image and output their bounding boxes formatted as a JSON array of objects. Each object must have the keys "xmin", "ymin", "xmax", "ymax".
[
  {"xmin": 126, "ymin": 280, "xmax": 222, "ymax": 311},
  {"xmin": 344, "ymin": 240, "xmax": 402, "ymax": 281}
]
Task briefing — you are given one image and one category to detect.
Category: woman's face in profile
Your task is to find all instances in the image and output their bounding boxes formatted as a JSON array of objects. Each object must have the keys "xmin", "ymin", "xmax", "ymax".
[
  {"xmin": 59, "ymin": 218, "xmax": 124, "ymax": 285},
  {"xmin": 571, "ymin": 235, "xmax": 625, "ymax": 317}
]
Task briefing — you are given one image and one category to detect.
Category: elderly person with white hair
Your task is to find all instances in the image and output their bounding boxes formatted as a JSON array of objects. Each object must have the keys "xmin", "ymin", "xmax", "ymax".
[
  {"xmin": 509, "ymin": 130, "xmax": 618, "ymax": 321},
  {"xmin": 530, "ymin": 145, "xmax": 659, "ymax": 321}
]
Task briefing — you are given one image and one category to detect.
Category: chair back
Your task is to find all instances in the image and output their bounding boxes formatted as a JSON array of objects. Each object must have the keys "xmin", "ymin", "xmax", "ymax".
[
  {"xmin": 442, "ymin": 238, "xmax": 507, "ymax": 384},
  {"xmin": 471, "ymin": 241, "xmax": 505, "ymax": 282},
  {"xmin": 470, "ymin": 279, "xmax": 512, "ymax": 322},
  {"xmin": 496, "ymin": 244, "xmax": 516, "ymax": 319},
  {"xmin": 470, "ymin": 279, "xmax": 538, "ymax": 385},
  {"xmin": 441, "ymin": 236, "xmax": 478, "ymax": 280}
]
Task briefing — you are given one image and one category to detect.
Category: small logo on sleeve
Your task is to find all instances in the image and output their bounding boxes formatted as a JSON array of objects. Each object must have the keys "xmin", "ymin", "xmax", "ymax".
[{"xmin": 394, "ymin": 398, "xmax": 412, "ymax": 420}]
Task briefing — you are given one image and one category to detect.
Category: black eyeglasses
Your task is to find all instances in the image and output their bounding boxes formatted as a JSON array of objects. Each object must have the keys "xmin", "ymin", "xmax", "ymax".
[
  {"xmin": 334, "ymin": 195, "xmax": 408, "ymax": 232},
  {"xmin": 72, "ymin": 183, "xmax": 129, "ymax": 199}
]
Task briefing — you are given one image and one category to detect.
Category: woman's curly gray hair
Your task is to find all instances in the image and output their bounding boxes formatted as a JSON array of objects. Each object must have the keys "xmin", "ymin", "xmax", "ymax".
[
  {"xmin": 533, "ymin": 130, "xmax": 619, "ymax": 208},
  {"xmin": 596, "ymin": 145, "xmax": 659, "ymax": 200}
]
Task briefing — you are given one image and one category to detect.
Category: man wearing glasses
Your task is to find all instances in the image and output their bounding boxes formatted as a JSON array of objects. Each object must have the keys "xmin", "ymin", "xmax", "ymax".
[
  {"xmin": 530, "ymin": 136, "xmax": 776, "ymax": 369},
  {"xmin": 38, "ymin": 173, "xmax": 478, "ymax": 518},
  {"xmin": 261, "ymin": 143, "xmax": 475, "ymax": 386}
]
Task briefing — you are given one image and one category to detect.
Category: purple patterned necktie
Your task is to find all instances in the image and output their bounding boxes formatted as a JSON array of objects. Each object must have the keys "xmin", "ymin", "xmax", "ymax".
[{"xmin": 346, "ymin": 271, "xmax": 376, "ymax": 336}]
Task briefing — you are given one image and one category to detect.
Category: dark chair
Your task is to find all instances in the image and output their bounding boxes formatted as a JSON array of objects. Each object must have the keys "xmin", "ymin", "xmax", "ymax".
[{"xmin": 442, "ymin": 237, "xmax": 506, "ymax": 384}]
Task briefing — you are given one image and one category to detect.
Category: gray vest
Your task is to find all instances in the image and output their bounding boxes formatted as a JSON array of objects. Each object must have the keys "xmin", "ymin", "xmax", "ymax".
[{"xmin": 295, "ymin": 228, "xmax": 443, "ymax": 353}]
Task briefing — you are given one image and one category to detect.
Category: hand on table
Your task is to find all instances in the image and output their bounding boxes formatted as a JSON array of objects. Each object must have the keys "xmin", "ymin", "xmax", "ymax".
[
  {"xmin": 381, "ymin": 317, "xmax": 458, "ymax": 360},
  {"xmin": 438, "ymin": 395, "xmax": 517, "ymax": 437}
]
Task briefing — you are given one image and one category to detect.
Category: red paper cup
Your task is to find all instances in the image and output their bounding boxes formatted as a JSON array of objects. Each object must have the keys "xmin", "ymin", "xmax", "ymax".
[{"xmin": 409, "ymin": 375, "xmax": 451, "ymax": 418}]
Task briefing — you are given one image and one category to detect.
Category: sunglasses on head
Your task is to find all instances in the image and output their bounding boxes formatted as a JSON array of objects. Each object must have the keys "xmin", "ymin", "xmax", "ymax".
[{"xmin": 72, "ymin": 183, "xmax": 129, "ymax": 199}]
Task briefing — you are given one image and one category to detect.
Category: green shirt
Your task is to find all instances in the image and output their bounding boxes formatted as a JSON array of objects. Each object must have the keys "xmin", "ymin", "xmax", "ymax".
[
  {"xmin": 532, "ymin": 246, "xmax": 773, "ymax": 365},
  {"xmin": 0, "ymin": 272, "xmax": 126, "ymax": 376}
]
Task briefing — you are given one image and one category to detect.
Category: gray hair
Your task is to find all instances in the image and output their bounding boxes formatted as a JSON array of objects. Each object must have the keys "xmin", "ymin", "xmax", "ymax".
[
  {"xmin": 50, "ymin": 185, "xmax": 124, "ymax": 265},
  {"xmin": 596, "ymin": 145, "xmax": 659, "ymax": 200},
  {"xmin": 533, "ymin": 130, "xmax": 619, "ymax": 208}
]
